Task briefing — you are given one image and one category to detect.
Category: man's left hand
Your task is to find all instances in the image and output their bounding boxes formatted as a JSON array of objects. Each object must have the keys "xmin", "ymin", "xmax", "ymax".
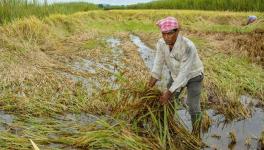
[{"xmin": 159, "ymin": 89, "xmax": 172, "ymax": 105}]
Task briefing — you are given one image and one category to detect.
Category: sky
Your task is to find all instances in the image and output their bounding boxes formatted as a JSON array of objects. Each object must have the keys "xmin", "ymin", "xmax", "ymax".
[{"xmin": 47, "ymin": 0, "xmax": 153, "ymax": 5}]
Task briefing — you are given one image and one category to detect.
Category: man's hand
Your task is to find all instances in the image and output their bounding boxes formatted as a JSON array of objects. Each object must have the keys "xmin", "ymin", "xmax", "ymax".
[
  {"xmin": 148, "ymin": 77, "xmax": 158, "ymax": 88},
  {"xmin": 159, "ymin": 89, "xmax": 172, "ymax": 105}
]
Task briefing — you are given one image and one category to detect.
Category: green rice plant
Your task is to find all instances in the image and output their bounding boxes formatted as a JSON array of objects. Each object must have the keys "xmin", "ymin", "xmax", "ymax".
[
  {"xmin": 125, "ymin": 0, "xmax": 264, "ymax": 12},
  {"xmin": 0, "ymin": 0, "xmax": 99, "ymax": 24}
]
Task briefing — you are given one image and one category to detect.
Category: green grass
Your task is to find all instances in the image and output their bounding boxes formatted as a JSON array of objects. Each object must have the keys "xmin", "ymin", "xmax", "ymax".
[
  {"xmin": 0, "ymin": 0, "xmax": 99, "ymax": 24},
  {"xmin": 81, "ymin": 10, "xmax": 264, "ymax": 33},
  {"xmin": 125, "ymin": 0, "xmax": 264, "ymax": 12},
  {"xmin": 192, "ymin": 36, "xmax": 263, "ymax": 119},
  {"xmin": 84, "ymin": 39, "xmax": 107, "ymax": 50}
]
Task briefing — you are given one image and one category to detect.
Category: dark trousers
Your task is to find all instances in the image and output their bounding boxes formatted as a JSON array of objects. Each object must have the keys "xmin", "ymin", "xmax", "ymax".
[{"xmin": 167, "ymin": 73, "xmax": 204, "ymax": 117}]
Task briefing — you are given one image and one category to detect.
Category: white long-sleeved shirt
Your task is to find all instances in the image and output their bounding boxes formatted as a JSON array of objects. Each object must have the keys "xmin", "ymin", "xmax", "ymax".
[{"xmin": 151, "ymin": 35, "xmax": 204, "ymax": 93}]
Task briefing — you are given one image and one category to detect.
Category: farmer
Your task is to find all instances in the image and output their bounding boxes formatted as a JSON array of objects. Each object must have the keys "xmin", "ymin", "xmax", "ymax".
[
  {"xmin": 247, "ymin": 15, "xmax": 257, "ymax": 25},
  {"xmin": 148, "ymin": 17, "xmax": 204, "ymax": 137}
]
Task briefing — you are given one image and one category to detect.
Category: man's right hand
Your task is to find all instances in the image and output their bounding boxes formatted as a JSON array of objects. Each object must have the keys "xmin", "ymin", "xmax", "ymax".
[{"xmin": 148, "ymin": 76, "xmax": 158, "ymax": 88}]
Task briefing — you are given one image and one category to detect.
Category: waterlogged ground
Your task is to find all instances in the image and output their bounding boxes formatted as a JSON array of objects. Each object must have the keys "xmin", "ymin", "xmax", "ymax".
[
  {"xmin": 59, "ymin": 34, "xmax": 264, "ymax": 149},
  {"xmin": 64, "ymin": 37, "xmax": 124, "ymax": 95},
  {"xmin": 129, "ymin": 35, "xmax": 264, "ymax": 149},
  {"xmin": 0, "ymin": 10, "xmax": 264, "ymax": 150}
]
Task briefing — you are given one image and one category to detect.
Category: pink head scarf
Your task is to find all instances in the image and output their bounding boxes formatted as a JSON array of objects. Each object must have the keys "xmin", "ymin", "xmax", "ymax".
[{"xmin": 156, "ymin": 17, "xmax": 179, "ymax": 33}]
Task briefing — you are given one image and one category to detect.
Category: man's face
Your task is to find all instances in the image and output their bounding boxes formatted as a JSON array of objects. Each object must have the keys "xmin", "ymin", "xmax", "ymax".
[{"xmin": 162, "ymin": 29, "xmax": 179, "ymax": 46}]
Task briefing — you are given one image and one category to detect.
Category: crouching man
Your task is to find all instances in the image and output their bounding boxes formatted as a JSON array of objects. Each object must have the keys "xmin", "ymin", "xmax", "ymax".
[{"xmin": 148, "ymin": 17, "xmax": 204, "ymax": 137}]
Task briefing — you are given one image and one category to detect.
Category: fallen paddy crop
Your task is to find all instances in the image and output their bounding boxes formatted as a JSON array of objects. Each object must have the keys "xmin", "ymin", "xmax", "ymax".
[{"xmin": 0, "ymin": 10, "xmax": 263, "ymax": 150}]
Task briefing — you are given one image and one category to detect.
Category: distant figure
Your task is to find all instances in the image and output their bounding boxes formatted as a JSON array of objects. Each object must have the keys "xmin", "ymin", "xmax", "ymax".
[{"xmin": 247, "ymin": 15, "xmax": 257, "ymax": 25}]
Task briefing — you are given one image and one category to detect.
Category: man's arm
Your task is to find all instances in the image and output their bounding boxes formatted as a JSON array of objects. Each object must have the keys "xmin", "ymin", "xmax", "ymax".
[{"xmin": 148, "ymin": 41, "xmax": 165, "ymax": 87}]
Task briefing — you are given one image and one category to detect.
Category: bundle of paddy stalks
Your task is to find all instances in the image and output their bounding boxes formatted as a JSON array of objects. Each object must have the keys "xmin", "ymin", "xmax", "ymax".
[
  {"xmin": 112, "ymin": 87, "xmax": 203, "ymax": 150},
  {"xmin": 73, "ymin": 86, "xmax": 203, "ymax": 149}
]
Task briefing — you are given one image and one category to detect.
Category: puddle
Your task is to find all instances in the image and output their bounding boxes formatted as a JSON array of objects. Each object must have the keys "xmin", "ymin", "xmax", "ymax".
[
  {"xmin": 129, "ymin": 34, "xmax": 155, "ymax": 70},
  {"xmin": 0, "ymin": 110, "xmax": 14, "ymax": 124},
  {"xmin": 71, "ymin": 59, "xmax": 96, "ymax": 74},
  {"xmin": 177, "ymin": 96, "xmax": 264, "ymax": 149},
  {"xmin": 106, "ymin": 37, "xmax": 121, "ymax": 48},
  {"xmin": 130, "ymin": 35, "xmax": 264, "ymax": 150},
  {"xmin": 240, "ymin": 95, "xmax": 260, "ymax": 108},
  {"xmin": 0, "ymin": 110, "xmax": 15, "ymax": 131},
  {"xmin": 106, "ymin": 37, "xmax": 124, "ymax": 70},
  {"xmin": 48, "ymin": 113, "xmax": 100, "ymax": 136},
  {"xmin": 65, "ymin": 37, "xmax": 125, "ymax": 92},
  {"xmin": 63, "ymin": 72, "xmax": 100, "ymax": 96},
  {"xmin": 72, "ymin": 58, "xmax": 116, "ymax": 74},
  {"xmin": 55, "ymin": 112, "xmax": 98, "ymax": 125},
  {"xmin": 203, "ymin": 107, "xmax": 264, "ymax": 150},
  {"xmin": 176, "ymin": 106, "xmax": 264, "ymax": 149},
  {"xmin": 177, "ymin": 109, "xmax": 193, "ymax": 130},
  {"xmin": 130, "ymin": 34, "xmax": 170, "ymax": 90}
]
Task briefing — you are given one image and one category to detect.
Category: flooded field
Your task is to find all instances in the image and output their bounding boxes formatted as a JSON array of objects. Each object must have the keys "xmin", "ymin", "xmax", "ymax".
[
  {"xmin": 53, "ymin": 34, "xmax": 264, "ymax": 149},
  {"xmin": 0, "ymin": 10, "xmax": 263, "ymax": 150},
  {"xmin": 129, "ymin": 35, "xmax": 264, "ymax": 150}
]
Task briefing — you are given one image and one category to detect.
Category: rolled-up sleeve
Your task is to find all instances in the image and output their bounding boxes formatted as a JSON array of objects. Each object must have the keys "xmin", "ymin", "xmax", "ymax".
[
  {"xmin": 151, "ymin": 42, "xmax": 165, "ymax": 80},
  {"xmin": 169, "ymin": 44, "xmax": 195, "ymax": 93}
]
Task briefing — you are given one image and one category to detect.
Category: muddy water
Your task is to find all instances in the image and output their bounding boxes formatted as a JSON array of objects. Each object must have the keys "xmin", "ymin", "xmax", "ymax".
[
  {"xmin": 63, "ymin": 72, "xmax": 100, "ymax": 96},
  {"xmin": 54, "ymin": 112, "xmax": 99, "ymax": 125},
  {"xmin": 106, "ymin": 37, "xmax": 125, "ymax": 87},
  {"xmin": 64, "ymin": 37, "xmax": 125, "ymax": 94},
  {"xmin": 171, "ymin": 98, "xmax": 263, "ymax": 149},
  {"xmin": 129, "ymin": 34, "xmax": 155, "ymax": 70},
  {"xmin": 203, "ymin": 107, "xmax": 264, "ymax": 150},
  {"xmin": 130, "ymin": 35, "xmax": 264, "ymax": 150},
  {"xmin": 0, "ymin": 110, "xmax": 15, "ymax": 131},
  {"xmin": 173, "ymin": 94, "xmax": 262, "ymax": 149},
  {"xmin": 107, "ymin": 37, "xmax": 122, "ymax": 67}
]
